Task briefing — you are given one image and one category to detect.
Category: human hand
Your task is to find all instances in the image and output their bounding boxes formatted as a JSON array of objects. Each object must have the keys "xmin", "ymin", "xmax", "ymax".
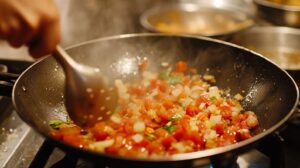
[{"xmin": 0, "ymin": 0, "xmax": 60, "ymax": 58}]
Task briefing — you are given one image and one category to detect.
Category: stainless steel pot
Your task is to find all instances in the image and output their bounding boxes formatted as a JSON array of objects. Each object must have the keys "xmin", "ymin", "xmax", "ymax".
[
  {"xmin": 140, "ymin": 2, "xmax": 254, "ymax": 38},
  {"xmin": 254, "ymin": 0, "xmax": 300, "ymax": 27},
  {"xmin": 230, "ymin": 26, "xmax": 300, "ymax": 71}
]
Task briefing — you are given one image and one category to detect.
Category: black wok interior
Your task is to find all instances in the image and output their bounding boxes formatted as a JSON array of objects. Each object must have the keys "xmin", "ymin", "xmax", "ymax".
[{"xmin": 12, "ymin": 34, "xmax": 298, "ymax": 161}]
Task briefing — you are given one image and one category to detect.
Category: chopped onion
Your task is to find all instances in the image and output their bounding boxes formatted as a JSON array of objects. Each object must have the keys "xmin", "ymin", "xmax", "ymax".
[
  {"xmin": 89, "ymin": 139, "xmax": 114, "ymax": 152},
  {"xmin": 204, "ymin": 130, "xmax": 217, "ymax": 140},
  {"xmin": 115, "ymin": 80, "xmax": 129, "ymax": 99},
  {"xmin": 210, "ymin": 115, "xmax": 222, "ymax": 124},
  {"xmin": 207, "ymin": 104, "xmax": 218, "ymax": 112},
  {"xmin": 172, "ymin": 142, "xmax": 192, "ymax": 153},
  {"xmin": 110, "ymin": 115, "xmax": 121, "ymax": 123},
  {"xmin": 133, "ymin": 121, "xmax": 146, "ymax": 133},
  {"xmin": 189, "ymin": 119, "xmax": 199, "ymax": 131},
  {"xmin": 184, "ymin": 86, "xmax": 191, "ymax": 96},
  {"xmin": 132, "ymin": 134, "xmax": 144, "ymax": 143},
  {"xmin": 172, "ymin": 85, "xmax": 183, "ymax": 97},
  {"xmin": 234, "ymin": 93, "xmax": 244, "ymax": 101},
  {"xmin": 199, "ymin": 103, "xmax": 206, "ymax": 110},
  {"xmin": 208, "ymin": 86, "xmax": 220, "ymax": 99}
]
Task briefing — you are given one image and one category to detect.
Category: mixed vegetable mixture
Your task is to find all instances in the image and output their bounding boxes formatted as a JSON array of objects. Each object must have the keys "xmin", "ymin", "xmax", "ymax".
[{"xmin": 50, "ymin": 60, "xmax": 259, "ymax": 158}]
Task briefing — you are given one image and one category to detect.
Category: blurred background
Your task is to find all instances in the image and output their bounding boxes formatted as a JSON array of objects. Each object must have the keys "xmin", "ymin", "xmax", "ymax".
[{"xmin": 0, "ymin": 0, "xmax": 254, "ymax": 60}]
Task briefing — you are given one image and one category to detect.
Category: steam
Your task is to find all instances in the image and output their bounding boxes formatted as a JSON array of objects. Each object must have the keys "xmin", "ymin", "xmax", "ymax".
[{"xmin": 55, "ymin": 0, "xmax": 159, "ymax": 46}]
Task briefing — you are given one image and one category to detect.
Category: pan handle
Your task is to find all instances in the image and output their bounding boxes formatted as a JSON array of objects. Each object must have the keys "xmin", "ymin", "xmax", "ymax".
[
  {"xmin": 0, "ymin": 60, "xmax": 32, "ymax": 97},
  {"xmin": 0, "ymin": 72, "xmax": 20, "ymax": 97},
  {"xmin": 0, "ymin": 81, "xmax": 15, "ymax": 97}
]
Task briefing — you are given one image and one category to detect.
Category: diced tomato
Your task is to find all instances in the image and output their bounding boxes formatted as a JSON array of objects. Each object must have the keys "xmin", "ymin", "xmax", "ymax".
[
  {"xmin": 144, "ymin": 99, "xmax": 155, "ymax": 110},
  {"xmin": 187, "ymin": 131, "xmax": 205, "ymax": 146},
  {"xmin": 236, "ymin": 129, "xmax": 252, "ymax": 140},
  {"xmin": 183, "ymin": 76, "xmax": 191, "ymax": 85},
  {"xmin": 162, "ymin": 136, "xmax": 176, "ymax": 149},
  {"xmin": 223, "ymin": 128, "xmax": 238, "ymax": 144},
  {"xmin": 49, "ymin": 130, "xmax": 63, "ymax": 140},
  {"xmin": 157, "ymin": 110, "xmax": 170, "ymax": 123},
  {"xmin": 179, "ymin": 115, "xmax": 191, "ymax": 132},
  {"xmin": 128, "ymin": 85, "xmax": 146, "ymax": 96},
  {"xmin": 221, "ymin": 110, "xmax": 231, "ymax": 120},
  {"xmin": 146, "ymin": 142, "xmax": 163, "ymax": 154},
  {"xmin": 158, "ymin": 81, "xmax": 169, "ymax": 92},
  {"xmin": 226, "ymin": 99, "xmax": 236, "ymax": 106},
  {"xmin": 93, "ymin": 131, "xmax": 109, "ymax": 141},
  {"xmin": 105, "ymin": 146, "xmax": 119, "ymax": 155},
  {"xmin": 186, "ymin": 104, "xmax": 200, "ymax": 117},
  {"xmin": 173, "ymin": 129, "xmax": 186, "ymax": 140},
  {"xmin": 196, "ymin": 95, "xmax": 210, "ymax": 106},
  {"xmin": 150, "ymin": 79, "xmax": 169, "ymax": 92},
  {"xmin": 124, "ymin": 124, "xmax": 134, "ymax": 135},
  {"xmin": 155, "ymin": 128, "xmax": 169, "ymax": 138},
  {"xmin": 175, "ymin": 61, "xmax": 187, "ymax": 73},
  {"xmin": 150, "ymin": 79, "xmax": 158, "ymax": 89},
  {"xmin": 145, "ymin": 119, "xmax": 160, "ymax": 128},
  {"xmin": 138, "ymin": 61, "xmax": 148, "ymax": 71},
  {"xmin": 220, "ymin": 105, "xmax": 230, "ymax": 112},
  {"xmin": 215, "ymin": 122, "xmax": 225, "ymax": 135},
  {"xmin": 134, "ymin": 139, "xmax": 150, "ymax": 148},
  {"xmin": 190, "ymin": 68, "xmax": 198, "ymax": 74},
  {"xmin": 177, "ymin": 92, "xmax": 186, "ymax": 99},
  {"xmin": 163, "ymin": 100, "xmax": 175, "ymax": 110},
  {"xmin": 63, "ymin": 135, "xmax": 86, "ymax": 147}
]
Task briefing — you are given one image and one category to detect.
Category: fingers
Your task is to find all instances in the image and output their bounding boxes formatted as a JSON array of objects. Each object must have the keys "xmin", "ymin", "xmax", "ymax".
[
  {"xmin": 0, "ymin": 0, "xmax": 61, "ymax": 58},
  {"xmin": 7, "ymin": 17, "xmax": 29, "ymax": 47},
  {"xmin": 28, "ymin": 15, "xmax": 60, "ymax": 58},
  {"xmin": 9, "ymin": 14, "xmax": 40, "ymax": 48}
]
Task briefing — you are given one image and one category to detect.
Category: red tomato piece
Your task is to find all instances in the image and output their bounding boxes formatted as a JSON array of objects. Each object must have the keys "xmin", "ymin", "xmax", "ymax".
[
  {"xmin": 186, "ymin": 104, "xmax": 200, "ymax": 117},
  {"xmin": 63, "ymin": 135, "xmax": 86, "ymax": 148},
  {"xmin": 187, "ymin": 131, "xmax": 205, "ymax": 146},
  {"xmin": 196, "ymin": 95, "xmax": 210, "ymax": 106},
  {"xmin": 236, "ymin": 129, "xmax": 252, "ymax": 140},
  {"xmin": 163, "ymin": 100, "xmax": 175, "ymax": 110},
  {"xmin": 93, "ymin": 131, "xmax": 109, "ymax": 141},
  {"xmin": 128, "ymin": 85, "xmax": 146, "ymax": 97},
  {"xmin": 215, "ymin": 122, "xmax": 225, "ymax": 135},
  {"xmin": 157, "ymin": 110, "xmax": 170, "ymax": 123},
  {"xmin": 162, "ymin": 136, "xmax": 176, "ymax": 149},
  {"xmin": 175, "ymin": 61, "xmax": 187, "ymax": 73},
  {"xmin": 105, "ymin": 146, "xmax": 119, "ymax": 155}
]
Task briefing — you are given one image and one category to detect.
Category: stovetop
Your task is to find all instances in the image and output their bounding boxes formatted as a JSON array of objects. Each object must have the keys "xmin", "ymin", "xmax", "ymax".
[{"xmin": 0, "ymin": 60, "xmax": 300, "ymax": 168}]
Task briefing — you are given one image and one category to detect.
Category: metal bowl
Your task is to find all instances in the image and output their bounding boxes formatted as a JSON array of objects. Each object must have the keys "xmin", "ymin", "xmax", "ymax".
[
  {"xmin": 254, "ymin": 0, "xmax": 300, "ymax": 27},
  {"xmin": 230, "ymin": 26, "xmax": 300, "ymax": 71},
  {"xmin": 140, "ymin": 3, "xmax": 254, "ymax": 37}
]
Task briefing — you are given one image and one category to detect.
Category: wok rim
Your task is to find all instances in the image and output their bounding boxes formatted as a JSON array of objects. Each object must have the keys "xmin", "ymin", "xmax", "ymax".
[{"xmin": 12, "ymin": 33, "xmax": 299, "ymax": 162}]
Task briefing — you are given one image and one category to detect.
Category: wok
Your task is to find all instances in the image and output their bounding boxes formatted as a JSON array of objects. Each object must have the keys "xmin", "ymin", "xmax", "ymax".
[{"xmin": 0, "ymin": 34, "xmax": 298, "ymax": 167}]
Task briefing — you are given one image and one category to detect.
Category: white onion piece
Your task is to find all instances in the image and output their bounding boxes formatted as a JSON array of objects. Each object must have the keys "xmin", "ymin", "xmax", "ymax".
[{"xmin": 133, "ymin": 121, "xmax": 146, "ymax": 133}]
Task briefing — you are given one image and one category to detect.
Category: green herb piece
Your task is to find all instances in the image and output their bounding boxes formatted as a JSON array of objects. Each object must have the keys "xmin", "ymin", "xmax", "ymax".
[
  {"xmin": 210, "ymin": 96, "xmax": 217, "ymax": 101},
  {"xmin": 159, "ymin": 70, "xmax": 171, "ymax": 80},
  {"xmin": 145, "ymin": 134, "xmax": 156, "ymax": 141},
  {"xmin": 163, "ymin": 125, "xmax": 176, "ymax": 132},
  {"xmin": 170, "ymin": 114, "xmax": 181, "ymax": 122},
  {"xmin": 167, "ymin": 75, "xmax": 183, "ymax": 85},
  {"xmin": 49, "ymin": 120, "xmax": 65, "ymax": 129}
]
